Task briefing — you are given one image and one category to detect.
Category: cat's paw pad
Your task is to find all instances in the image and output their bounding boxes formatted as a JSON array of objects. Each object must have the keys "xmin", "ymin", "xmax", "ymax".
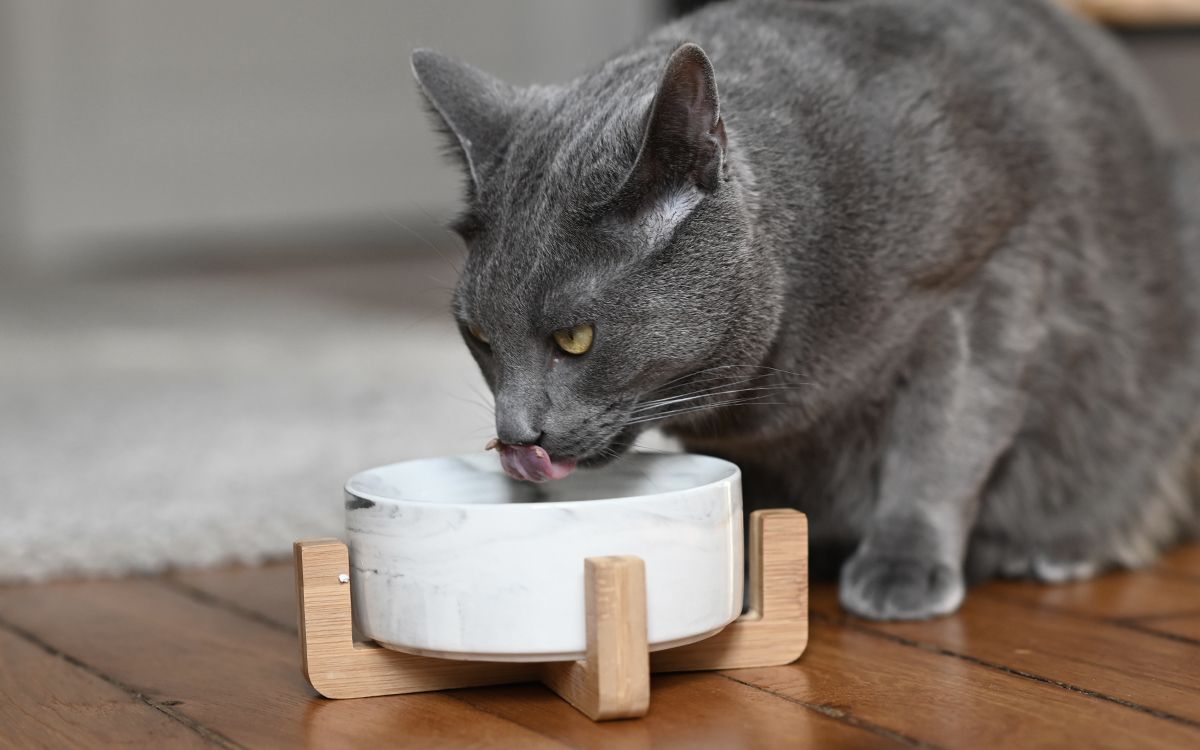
[{"xmin": 838, "ymin": 553, "xmax": 964, "ymax": 621}]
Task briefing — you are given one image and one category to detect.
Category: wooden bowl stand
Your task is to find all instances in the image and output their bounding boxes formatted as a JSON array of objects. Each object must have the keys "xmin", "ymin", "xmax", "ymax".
[{"xmin": 293, "ymin": 508, "xmax": 808, "ymax": 721}]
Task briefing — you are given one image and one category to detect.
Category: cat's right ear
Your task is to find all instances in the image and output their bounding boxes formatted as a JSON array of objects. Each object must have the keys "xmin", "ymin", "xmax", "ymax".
[
  {"xmin": 411, "ymin": 50, "xmax": 515, "ymax": 190},
  {"xmin": 606, "ymin": 42, "xmax": 727, "ymax": 218}
]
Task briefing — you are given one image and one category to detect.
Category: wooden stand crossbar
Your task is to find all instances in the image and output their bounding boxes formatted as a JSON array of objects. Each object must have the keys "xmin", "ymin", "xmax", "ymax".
[{"xmin": 294, "ymin": 508, "xmax": 807, "ymax": 721}]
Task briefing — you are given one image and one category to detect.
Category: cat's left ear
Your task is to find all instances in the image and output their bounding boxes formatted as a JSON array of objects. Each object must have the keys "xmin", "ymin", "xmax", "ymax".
[
  {"xmin": 609, "ymin": 42, "xmax": 727, "ymax": 214},
  {"xmin": 411, "ymin": 49, "xmax": 516, "ymax": 190}
]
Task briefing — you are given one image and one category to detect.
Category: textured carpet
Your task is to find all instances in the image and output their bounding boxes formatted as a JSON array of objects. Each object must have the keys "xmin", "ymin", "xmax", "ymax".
[{"xmin": 0, "ymin": 255, "xmax": 507, "ymax": 582}]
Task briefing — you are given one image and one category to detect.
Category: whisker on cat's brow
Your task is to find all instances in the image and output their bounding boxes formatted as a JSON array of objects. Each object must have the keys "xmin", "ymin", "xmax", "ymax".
[{"xmin": 385, "ymin": 209, "xmax": 463, "ymax": 281}]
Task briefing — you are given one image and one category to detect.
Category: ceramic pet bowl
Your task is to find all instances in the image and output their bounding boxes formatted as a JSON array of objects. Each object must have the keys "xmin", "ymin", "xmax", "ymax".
[{"xmin": 344, "ymin": 452, "xmax": 743, "ymax": 662}]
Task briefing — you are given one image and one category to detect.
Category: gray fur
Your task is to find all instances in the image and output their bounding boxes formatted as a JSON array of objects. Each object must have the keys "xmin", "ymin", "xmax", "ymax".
[{"xmin": 412, "ymin": 0, "xmax": 1200, "ymax": 620}]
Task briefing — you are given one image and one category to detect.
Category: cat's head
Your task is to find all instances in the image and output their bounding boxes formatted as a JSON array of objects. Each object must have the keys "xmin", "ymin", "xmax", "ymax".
[{"xmin": 413, "ymin": 43, "xmax": 780, "ymax": 474}]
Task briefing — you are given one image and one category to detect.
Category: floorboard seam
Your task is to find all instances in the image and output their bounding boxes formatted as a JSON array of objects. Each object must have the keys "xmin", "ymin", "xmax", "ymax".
[
  {"xmin": 1107, "ymin": 620, "xmax": 1200, "ymax": 647},
  {"xmin": 973, "ymin": 590, "xmax": 1200, "ymax": 647},
  {"xmin": 446, "ymin": 692, "xmax": 583, "ymax": 748},
  {"xmin": 717, "ymin": 672, "xmax": 936, "ymax": 749},
  {"xmin": 162, "ymin": 578, "xmax": 297, "ymax": 635},
  {"xmin": 158, "ymin": 579, "xmax": 574, "ymax": 745},
  {"xmin": 811, "ymin": 612, "xmax": 1200, "ymax": 731},
  {"xmin": 0, "ymin": 612, "xmax": 245, "ymax": 750},
  {"xmin": 1147, "ymin": 569, "xmax": 1200, "ymax": 585},
  {"xmin": 1117, "ymin": 607, "xmax": 1200, "ymax": 623}
]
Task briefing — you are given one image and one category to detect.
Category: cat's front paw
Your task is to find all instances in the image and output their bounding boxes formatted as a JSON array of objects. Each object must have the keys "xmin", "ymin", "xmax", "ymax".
[{"xmin": 838, "ymin": 552, "xmax": 964, "ymax": 621}]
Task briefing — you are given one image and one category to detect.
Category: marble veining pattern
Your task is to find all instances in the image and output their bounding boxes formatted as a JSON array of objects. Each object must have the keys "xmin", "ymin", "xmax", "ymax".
[{"xmin": 345, "ymin": 452, "xmax": 743, "ymax": 661}]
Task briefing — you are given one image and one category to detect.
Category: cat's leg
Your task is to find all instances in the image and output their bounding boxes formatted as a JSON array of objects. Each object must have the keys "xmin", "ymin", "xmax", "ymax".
[{"xmin": 839, "ymin": 300, "xmax": 1037, "ymax": 620}]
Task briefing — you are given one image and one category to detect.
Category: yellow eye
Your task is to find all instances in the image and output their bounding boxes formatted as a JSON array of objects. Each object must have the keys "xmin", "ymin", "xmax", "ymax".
[
  {"xmin": 468, "ymin": 325, "xmax": 489, "ymax": 344},
  {"xmin": 553, "ymin": 323, "xmax": 594, "ymax": 355}
]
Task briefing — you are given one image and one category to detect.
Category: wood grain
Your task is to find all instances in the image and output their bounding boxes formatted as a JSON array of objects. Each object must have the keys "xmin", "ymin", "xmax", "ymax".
[
  {"xmin": 1153, "ymin": 545, "xmax": 1200, "ymax": 582},
  {"xmin": 540, "ymin": 556, "xmax": 651, "ymax": 721},
  {"xmin": 1129, "ymin": 613, "xmax": 1200, "ymax": 642},
  {"xmin": 457, "ymin": 673, "xmax": 905, "ymax": 750},
  {"xmin": 22, "ymin": 531, "xmax": 1194, "ymax": 747},
  {"xmin": 727, "ymin": 620, "xmax": 1200, "ymax": 749},
  {"xmin": 174, "ymin": 561, "xmax": 322, "ymax": 631},
  {"xmin": 174, "ymin": 562, "xmax": 299, "ymax": 626},
  {"xmin": 0, "ymin": 580, "xmax": 566, "ymax": 749},
  {"xmin": 979, "ymin": 569, "xmax": 1200, "ymax": 618},
  {"xmin": 0, "ymin": 626, "xmax": 217, "ymax": 750},
  {"xmin": 809, "ymin": 585, "xmax": 1200, "ymax": 723}
]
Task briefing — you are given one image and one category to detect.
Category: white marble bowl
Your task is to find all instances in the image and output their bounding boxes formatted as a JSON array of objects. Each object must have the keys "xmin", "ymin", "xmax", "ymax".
[{"xmin": 344, "ymin": 452, "xmax": 743, "ymax": 662}]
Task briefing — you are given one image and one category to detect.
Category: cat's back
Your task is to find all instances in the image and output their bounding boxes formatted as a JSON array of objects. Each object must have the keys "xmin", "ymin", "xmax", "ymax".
[
  {"xmin": 661, "ymin": 0, "xmax": 1175, "ymax": 152},
  {"xmin": 649, "ymin": 0, "xmax": 1183, "ymax": 281}
]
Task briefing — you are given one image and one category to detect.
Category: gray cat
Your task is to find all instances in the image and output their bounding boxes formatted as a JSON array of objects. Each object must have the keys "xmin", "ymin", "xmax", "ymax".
[{"xmin": 412, "ymin": 0, "xmax": 1200, "ymax": 620}]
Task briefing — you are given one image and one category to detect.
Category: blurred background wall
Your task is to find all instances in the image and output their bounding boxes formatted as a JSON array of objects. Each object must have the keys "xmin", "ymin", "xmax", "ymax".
[
  {"xmin": 1, "ymin": 1, "xmax": 1197, "ymax": 274},
  {"xmin": 0, "ymin": 0, "xmax": 662, "ymax": 272}
]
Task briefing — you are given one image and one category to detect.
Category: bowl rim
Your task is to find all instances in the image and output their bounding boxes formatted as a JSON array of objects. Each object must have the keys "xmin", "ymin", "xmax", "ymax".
[{"xmin": 344, "ymin": 451, "xmax": 741, "ymax": 511}]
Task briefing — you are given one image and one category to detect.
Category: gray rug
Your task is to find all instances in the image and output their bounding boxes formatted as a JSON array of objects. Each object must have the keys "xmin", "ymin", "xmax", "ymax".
[{"xmin": 0, "ymin": 256, "xmax": 504, "ymax": 582}]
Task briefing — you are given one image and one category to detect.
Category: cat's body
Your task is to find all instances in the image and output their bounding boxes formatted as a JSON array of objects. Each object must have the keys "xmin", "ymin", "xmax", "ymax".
[{"xmin": 414, "ymin": 0, "xmax": 1200, "ymax": 619}]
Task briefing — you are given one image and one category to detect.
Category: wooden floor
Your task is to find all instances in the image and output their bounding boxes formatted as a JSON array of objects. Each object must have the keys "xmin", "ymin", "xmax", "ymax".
[{"xmin": 2, "ymin": 546, "xmax": 1200, "ymax": 749}]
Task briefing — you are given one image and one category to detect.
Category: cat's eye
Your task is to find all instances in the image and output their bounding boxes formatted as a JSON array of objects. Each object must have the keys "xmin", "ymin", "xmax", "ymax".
[
  {"xmin": 467, "ymin": 325, "xmax": 489, "ymax": 345},
  {"xmin": 552, "ymin": 323, "xmax": 594, "ymax": 355}
]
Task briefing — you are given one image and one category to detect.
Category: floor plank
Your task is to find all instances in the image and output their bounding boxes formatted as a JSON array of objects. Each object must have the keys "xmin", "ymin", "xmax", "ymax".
[
  {"xmin": 1128, "ymin": 613, "xmax": 1200, "ymax": 642},
  {"xmin": 176, "ymin": 563, "xmax": 900, "ymax": 748},
  {"xmin": 172, "ymin": 563, "xmax": 295, "ymax": 630},
  {"xmin": 1153, "ymin": 545, "xmax": 1200, "ymax": 581},
  {"xmin": 0, "ymin": 580, "xmax": 567, "ymax": 749},
  {"xmin": 725, "ymin": 619, "xmax": 1200, "ymax": 750},
  {"xmin": 980, "ymin": 568, "xmax": 1200, "ymax": 619},
  {"xmin": 456, "ymin": 675, "xmax": 902, "ymax": 750},
  {"xmin": 809, "ymin": 586, "xmax": 1200, "ymax": 724},
  {"xmin": 177, "ymin": 559, "xmax": 1200, "ymax": 748},
  {"xmin": 0, "ymin": 625, "xmax": 217, "ymax": 749}
]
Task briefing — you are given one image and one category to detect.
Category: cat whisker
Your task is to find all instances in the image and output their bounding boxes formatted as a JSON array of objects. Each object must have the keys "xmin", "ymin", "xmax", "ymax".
[
  {"xmin": 645, "ymin": 366, "xmax": 813, "ymax": 403},
  {"xmin": 624, "ymin": 395, "xmax": 794, "ymax": 426},
  {"xmin": 658, "ymin": 363, "xmax": 813, "ymax": 386},
  {"xmin": 634, "ymin": 382, "xmax": 800, "ymax": 410},
  {"xmin": 650, "ymin": 364, "xmax": 765, "ymax": 391},
  {"xmin": 638, "ymin": 373, "xmax": 779, "ymax": 404},
  {"xmin": 466, "ymin": 384, "xmax": 496, "ymax": 410},
  {"xmin": 385, "ymin": 210, "xmax": 463, "ymax": 280},
  {"xmin": 632, "ymin": 384, "xmax": 809, "ymax": 413},
  {"xmin": 445, "ymin": 392, "xmax": 497, "ymax": 417}
]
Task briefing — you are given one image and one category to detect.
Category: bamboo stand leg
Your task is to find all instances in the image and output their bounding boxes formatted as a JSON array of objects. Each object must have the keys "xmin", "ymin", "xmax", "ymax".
[{"xmin": 540, "ymin": 557, "xmax": 650, "ymax": 720}]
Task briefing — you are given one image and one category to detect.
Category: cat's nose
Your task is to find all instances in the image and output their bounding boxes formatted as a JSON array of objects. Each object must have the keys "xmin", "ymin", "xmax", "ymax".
[
  {"xmin": 496, "ymin": 419, "xmax": 542, "ymax": 446},
  {"xmin": 495, "ymin": 391, "xmax": 544, "ymax": 445}
]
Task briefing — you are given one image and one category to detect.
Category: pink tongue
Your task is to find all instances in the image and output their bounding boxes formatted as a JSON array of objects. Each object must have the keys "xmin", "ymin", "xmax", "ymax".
[{"xmin": 489, "ymin": 441, "xmax": 577, "ymax": 482}]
